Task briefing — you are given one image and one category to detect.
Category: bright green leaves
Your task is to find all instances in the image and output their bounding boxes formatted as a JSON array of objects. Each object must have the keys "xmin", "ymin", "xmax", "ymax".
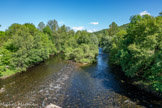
[
  {"xmin": 108, "ymin": 22, "xmax": 119, "ymax": 36},
  {"xmin": 0, "ymin": 19, "xmax": 99, "ymax": 77},
  {"xmin": 64, "ymin": 44, "xmax": 98, "ymax": 64},
  {"xmin": 64, "ymin": 31, "xmax": 98, "ymax": 64},
  {"xmin": 0, "ymin": 23, "xmax": 55, "ymax": 77},
  {"xmin": 0, "ymin": 47, "xmax": 12, "ymax": 76},
  {"xmin": 100, "ymin": 36, "xmax": 112, "ymax": 53}
]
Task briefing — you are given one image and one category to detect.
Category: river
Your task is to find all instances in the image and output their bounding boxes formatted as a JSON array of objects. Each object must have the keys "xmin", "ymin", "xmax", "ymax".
[{"xmin": 0, "ymin": 48, "xmax": 161, "ymax": 108}]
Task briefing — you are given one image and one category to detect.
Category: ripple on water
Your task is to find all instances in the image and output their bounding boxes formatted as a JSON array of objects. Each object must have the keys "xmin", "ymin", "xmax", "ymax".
[{"xmin": 0, "ymin": 54, "xmax": 161, "ymax": 108}]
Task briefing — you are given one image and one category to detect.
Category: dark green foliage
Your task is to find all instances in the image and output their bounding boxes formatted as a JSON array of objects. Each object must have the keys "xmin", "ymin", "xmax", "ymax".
[
  {"xmin": 0, "ymin": 31, "xmax": 6, "ymax": 46},
  {"xmin": 159, "ymin": 11, "xmax": 162, "ymax": 16},
  {"xmin": 119, "ymin": 15, "xmax": 162, "ymax": 92},
  {"xmin": 77, "ymin": 33, "xmax": 90, "ymax": 44},
  {"xmin": 43, "ymin": 25, "xmax": 52, "ymax": 36},
  {"xmin": 98, "ymin": 14, "xmax": 162, "ymax": 92}
]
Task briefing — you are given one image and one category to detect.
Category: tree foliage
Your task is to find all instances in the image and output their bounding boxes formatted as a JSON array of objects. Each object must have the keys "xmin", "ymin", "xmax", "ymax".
[
  {"xmin": 0, "ymin": 20, "xmax": 98, "ymax": 77},
  {"xmin": 38, "ymin": 22, "xmax": 45, "ymax": 31},
  {"xmin": 108, "ymin": 22, "xmax": 119, "ymax": 36},
  {"xmin": 98, "ymin": 14, "xmax": 162, "ymax": 92}
]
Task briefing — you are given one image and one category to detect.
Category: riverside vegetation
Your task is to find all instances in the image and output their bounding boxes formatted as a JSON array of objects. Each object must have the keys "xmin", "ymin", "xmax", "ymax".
[
  {"xmin": 0, "ymin": 20, "xmax": 98, "ymax": 77},
  {"xmin": 0, "ymin": 12, "xmax": 162, "ymax": 94},
  {"xmin": 95, "ymin": 13, "xmax": 162, "ymax": 93}
]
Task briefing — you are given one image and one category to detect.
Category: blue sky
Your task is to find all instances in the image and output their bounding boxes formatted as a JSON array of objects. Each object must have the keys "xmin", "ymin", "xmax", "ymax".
[{"xmin": 0, "ymin": 0, "xmax": 161, "ymax": 32}]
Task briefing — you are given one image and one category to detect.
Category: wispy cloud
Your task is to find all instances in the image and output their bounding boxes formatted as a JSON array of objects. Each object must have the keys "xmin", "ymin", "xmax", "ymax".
[
  {"xmin": 87, "ymin": 29, "xmax": 97, "ymax": 33},
  {"xmin": 140, "ymin": 11, "xmax": 150, "ymax": 16},
  {"xmin": 58, "ymin": 21, "xmax": 64, "ymax": 25},
  {"xmin": 90, "ymin": 22, "xmax": 99, "ymax": 25},
  {"xmin": 72, "ymin": 26, "xmax": 85, "ymax": 31}
]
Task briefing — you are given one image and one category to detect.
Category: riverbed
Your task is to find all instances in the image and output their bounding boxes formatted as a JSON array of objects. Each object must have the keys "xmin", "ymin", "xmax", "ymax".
[{"xmin": 0, "ymin": 48, "xmax": 161, "ymax": 108}]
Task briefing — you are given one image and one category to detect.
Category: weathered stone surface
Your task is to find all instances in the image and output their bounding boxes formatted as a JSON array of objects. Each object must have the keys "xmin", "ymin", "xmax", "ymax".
[
  {"xmin": 0, "ymin": 87, "xmax": 5, "ymax": 93},
  {"xmin": 45, "ymin": 103, "xmax": 61, "ymax": 108}
]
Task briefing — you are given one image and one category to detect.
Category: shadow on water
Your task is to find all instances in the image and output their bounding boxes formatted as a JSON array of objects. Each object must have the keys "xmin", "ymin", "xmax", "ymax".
[
  {"xmin": 109, "ymin": 66, "xmax": 162, "ymax": 108},
  {"xmin": 0, "ymin": 48, "xmax": 161, "ymax": 108},
  {"xmin": 62, "ymin": 48, "xmax": 162, "ymax": 108}
]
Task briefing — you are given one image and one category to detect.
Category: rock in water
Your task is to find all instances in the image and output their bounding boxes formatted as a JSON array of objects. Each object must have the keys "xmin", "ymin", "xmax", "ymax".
[
  {"xmin": 0, "ymin": 88, "xmax": 5, "ymax": 93},
  {"xmin": 45, "ymin": 103, "xmax": 61, "ymax": 108}
]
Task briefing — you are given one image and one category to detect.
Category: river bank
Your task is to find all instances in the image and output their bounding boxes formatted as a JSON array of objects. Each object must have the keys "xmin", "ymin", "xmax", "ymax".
[
  {"xmin": 110, "ymin": 65, "xmax": 162, "ymax": 99},
  {"xmin": 132, "ymin": 81, "xmax": 162, "ymax": 99},
  {"xmin": 0, "ymin": 51, "xmax": 162, "ymax": 108},
  {"xmin": 0, "ymin": 56, "xmax": 78, "ymax": 108},
  {"xmin": 0, "ymin": 63, "xmax": 45, "ymax": 80},
  {"xmin": 0, "ymin": 54, "xmax": 92, "ymax": 80}
]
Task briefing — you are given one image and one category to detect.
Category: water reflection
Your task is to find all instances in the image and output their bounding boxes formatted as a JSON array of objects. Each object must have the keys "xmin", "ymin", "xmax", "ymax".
[
  {"xmin": 63, "ymin": 48, "xmax": 161, "ymax": 108},
  {"xmin": 0, "ymin": 49, "xmax": 161, "ymax": 108}
]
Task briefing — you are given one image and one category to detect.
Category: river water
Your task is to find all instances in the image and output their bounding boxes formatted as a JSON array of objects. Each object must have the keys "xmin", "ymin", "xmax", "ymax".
[{"xmin": 0, "ymin": 48, "xmax": 161, "ymax": 108}]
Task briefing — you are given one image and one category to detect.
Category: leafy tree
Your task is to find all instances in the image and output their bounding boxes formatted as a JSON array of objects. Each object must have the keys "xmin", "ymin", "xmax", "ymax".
[
  {"xmin": 100, "ymin": 36, "xmax": 112, "ymax": 52},
  {"xmin": 0, "ymin": 31, "xmax": 6, "ymax": 46},
  {"xmin": 89, "ymin": 34, "xmax": 99, "ymax": 45},
  {"xmin": 77, "ymin": 31, "xmax": 90, "ymax": 44},
  {"xmin": 97, "ymin": 13, "xmax": 162, "ymax": 92},
  {"xmin": 43, "ymin": 25, "xmax": 52, "ymax": 36},
  {"xmin": 38, "ymin": 22, "xmax": 45, "ymax": 31},
  {"xmin": 47, "ymin": 19, "xmax": 58, "ymax": 32},
  {"xmin": 0, "ymin": 19, "xmax": 98, "ymax": 77},
  {"xmin": 108, "ymin": 22, "xmax": 119, "ymax": 36},
  {"xmin": 24, "ymin": 23, "xmax": 37, "ymax": 35},
  {"xmin": 108, "ymin": 15, "xmax": 162, "ymax": 92},
  {"xmin": 159, "ymin": 11, "xmax": 162, "ymax": 16}
]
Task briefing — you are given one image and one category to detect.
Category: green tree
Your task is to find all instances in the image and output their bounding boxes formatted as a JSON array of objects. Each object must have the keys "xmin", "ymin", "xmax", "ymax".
[
  {"xmin": 77, "ymin": 31, "xmax": 90, "ymax": 44},
  {"xmin": 43, "ymin": 25, "xmax": 52, "ymax": 36},
  {"xmin": 99, "ymin": 13, "xmax": 162, "ymax": 92},
  {"xmin": 47, "ymin": 20, "xmax": 58, "ymax": 32},
  {"xmin": 159, "ymin": 11, "xmax": 162, "ymax": 16},
  {"xmin": 0, "ymin": 31, "xmax": 6, "ymax": 46},
  {"xmin": 0, "ymin": 19, "xmax": 99, "ymax": 77},
  {"xmin": 24, "ymin": 23, "xmax": 37, "ymax": 35},
  {"xmin": 89, "ymin": 34, "xmax": 99, "ymax": 45},
  {"xmin": 117, "ymin": 15, "xmax": 161, "ymax": 91},
  {"xmin": 108, "ymin": 22, "xmax": 119, "ymax": 36},
  {"xmin": 38, "ymin": 22, "xmax": 45, "ymax": 31}
]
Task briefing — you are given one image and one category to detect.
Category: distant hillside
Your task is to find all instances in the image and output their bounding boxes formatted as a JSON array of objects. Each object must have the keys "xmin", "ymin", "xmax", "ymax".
[
  {"xmin": 94, "ymin": 23, "xmax": 129, "ymax": 35},
  {"xmin": 93, "ymin": 29, "xmax": 108, "ymax": 35},
  {"xmin": 118, "ymin": 23, "xmax": 129, "ymax": 30}
]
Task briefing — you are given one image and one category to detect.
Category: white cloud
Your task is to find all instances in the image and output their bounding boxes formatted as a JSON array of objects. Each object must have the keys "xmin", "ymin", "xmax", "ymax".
[
  {"xmin": 72, "ymin": 26, "xmax": 85, "ymax": 31},
  {"xmin": 90, "ymin": 22, "xmax": 99, "ymax": 25},
  {"xmin": 140, "ymin": 11, "xmax": 150, "ymax": 16},
  {"xmin": 87, "ymin": 29, "xmax": 97, "ymax": 33}
]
